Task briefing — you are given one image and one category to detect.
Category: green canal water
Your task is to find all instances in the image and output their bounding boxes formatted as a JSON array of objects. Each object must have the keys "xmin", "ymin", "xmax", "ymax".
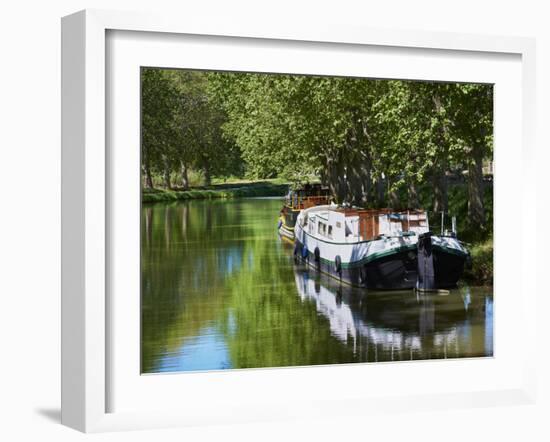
[{"xmin": 141, "ymin": 198, "xmax": 493, "ymax": 374}]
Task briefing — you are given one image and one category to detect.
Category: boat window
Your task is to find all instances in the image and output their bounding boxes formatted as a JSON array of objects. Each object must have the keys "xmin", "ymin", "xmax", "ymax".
[{"xmin": 328, "ymin": 225, "xmax": 333, "ymax": 239}]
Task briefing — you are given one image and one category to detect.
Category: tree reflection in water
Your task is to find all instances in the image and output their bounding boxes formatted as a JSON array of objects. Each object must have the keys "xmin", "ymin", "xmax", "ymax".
[{"xmin": 141, "ymin": 199, "xmax": 493, "ymax": 373}]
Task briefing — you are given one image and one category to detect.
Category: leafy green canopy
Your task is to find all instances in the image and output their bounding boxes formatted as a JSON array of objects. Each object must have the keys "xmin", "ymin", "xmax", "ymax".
[
  {"xmin": 142, "ymin": 68, "xmax": 492, "ymax": 229},
  {"xmin": 207, "ymin": 73, "xmax": 492, "ymax": 205},
  {"xmin": 141, "ymin": 68, "xmax": 242, "ymax": 186}
]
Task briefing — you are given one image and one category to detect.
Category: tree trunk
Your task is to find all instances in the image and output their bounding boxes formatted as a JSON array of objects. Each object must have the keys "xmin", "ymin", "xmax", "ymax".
[
  {"xmin": 142, "ymin": 164, "xmax": 154, "ymax": 189},
  {"xmin": 343, "ymin": 116, "xmax": 373, "ymax": 207},
  {"xmin": 180, "ymin": 160, "xmax": 189, "ymax": 190},
  {"xmin": 346, "ymin": 153, "xmax": 372, "ymax": 207},
  {"xmin": 388, "ymin": 179, "xmax": 401, "ymax": 209},
  {"xmin": 432, "ymin": 168, "xmax": 448, "ymax": 214},
  {"xmin": 162, "ymin": 158, "xmax": 171, "ymax": 189},
  {"xmin": 327, "ymin": 160, "xmax": 337, "ymax": 202},
  {"xmin": 346, "ymin": 163, "xmax": 361, "ymax": 206},
  {"xmin": 432, "ymin": 89, "xmax": 449, "ymax": 214},
  {"xmin": 319, "ymin": 168, "xmax": 328, "ymax": 187},
  {"xmin": 203, "ymin": 167, "xmax": 211, "ymax": 187},
  {"xmin": 407, "ymin": 180, "xmax": 420, "ymax": 208},
  {"xmin": 142, "ymin": 145, "xmax": 154, "ymax": 189},
  {"xmin": 375, "ymin": 175, "xmax": 386, "ymax": 207},
  {"xmin": 363, "ymin": 166, "xmax": 373, "ymax": 206},
  {"xmin": 326, "ymin": 150, "xmax": 346, "ymax": 204},
  {"xmin": 467, "ymin": 144, "xmax": 485, "ymax": 227}
]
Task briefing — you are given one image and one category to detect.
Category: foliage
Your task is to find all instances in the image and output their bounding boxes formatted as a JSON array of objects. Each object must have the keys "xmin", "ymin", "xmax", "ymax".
[
  {"xmin": 141, "ymin": 68, "xmax": 243, "ymax": 188},
  {"xmin": 207, "ymin": 73, "xmax": 492, "ymax": 217},
  {"xmin": 463, "ymin": 238, "xmax": 493, "ymax": 285},
  {"xmin": 142, "ymin": 68, "xmax": 493, "ymax": 237}
]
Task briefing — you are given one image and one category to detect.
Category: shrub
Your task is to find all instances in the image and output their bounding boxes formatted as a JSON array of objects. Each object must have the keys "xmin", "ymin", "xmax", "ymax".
[{"xmin": 463, "ymin": 238, "xmax": 493, "ymax": 285}]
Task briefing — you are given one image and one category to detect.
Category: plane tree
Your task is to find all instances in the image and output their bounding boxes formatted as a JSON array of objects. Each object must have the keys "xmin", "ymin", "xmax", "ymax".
[
  {"xmin": 446, "ymin": 84, "xmax": 493, "ymax": 228},
  {"xmin": 144, "ymin": 68, "xmax": 493, "ymax": 227},
  {"xmin": 208, "ymin": 73, "xmax": 382, "ymax": 204},
  {"xmin": 141, "ymin": 68, "xmax": 242, "ymax": 188},
  {"xmin": 141, "ymin": 68, "xmax": 180, "ymax": 188}
]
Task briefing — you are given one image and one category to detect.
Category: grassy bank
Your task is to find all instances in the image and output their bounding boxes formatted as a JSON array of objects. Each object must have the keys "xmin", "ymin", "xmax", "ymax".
[
  {"xmin": 142, "ymin": 180, "xmax": 288, "ymax": 203},
  {"xmin": 463, "ymin": 237, "xmax": 493, "ymax": 286}
]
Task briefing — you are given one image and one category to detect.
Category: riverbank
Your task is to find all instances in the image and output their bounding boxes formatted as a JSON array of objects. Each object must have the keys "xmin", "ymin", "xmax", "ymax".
[
  {"xmin": 463, "ymin": 237, "xmax": 493, "ymax": 286},
  {"xmin": 142, "ymin": 180, "xmax": 288, "ymax": 203},
  {"xmin": 143, "ymin": 179, "xmax": 492, "ymax": 286}
]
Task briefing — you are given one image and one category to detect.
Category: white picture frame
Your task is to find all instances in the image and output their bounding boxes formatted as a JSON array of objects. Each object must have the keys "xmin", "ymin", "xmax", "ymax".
[{"xmin": 61, "ymin": 9, "xmax": 537, "ymax": 433}]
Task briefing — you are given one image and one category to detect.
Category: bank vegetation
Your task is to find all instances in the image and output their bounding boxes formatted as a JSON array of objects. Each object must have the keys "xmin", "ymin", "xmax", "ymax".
[{"xmin": 142, "ymin": 68, "xmax": 493, "ymax": 245}]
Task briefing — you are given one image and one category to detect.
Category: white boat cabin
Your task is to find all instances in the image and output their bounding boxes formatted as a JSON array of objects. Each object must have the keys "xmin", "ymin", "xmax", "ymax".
[{"xmin": 303, "ymin": 207, "xmax": 429, "ymax": 243}]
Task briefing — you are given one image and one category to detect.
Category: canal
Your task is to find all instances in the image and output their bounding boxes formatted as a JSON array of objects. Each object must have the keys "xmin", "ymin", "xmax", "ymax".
[{"xmin": 141, "ymin": 198, "xmax": 493, "ymax": 374}]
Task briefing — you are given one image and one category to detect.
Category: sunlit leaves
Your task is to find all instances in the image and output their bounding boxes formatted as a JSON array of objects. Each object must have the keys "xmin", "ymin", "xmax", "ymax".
[{"xmin": 143, "ymin": 68, "xmax": 492, "ymax": 212}]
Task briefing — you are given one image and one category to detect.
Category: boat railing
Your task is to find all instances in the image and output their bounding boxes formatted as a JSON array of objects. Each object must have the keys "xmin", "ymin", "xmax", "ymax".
[{"xmin": 287, "ymin": 195, "xmax": 330, "ymax": 210}]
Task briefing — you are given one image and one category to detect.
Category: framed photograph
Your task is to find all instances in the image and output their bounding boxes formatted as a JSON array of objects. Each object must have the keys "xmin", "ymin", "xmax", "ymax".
[{"xmin": 61, "ymin": 9, "xmax": 537, "ymax": 433}]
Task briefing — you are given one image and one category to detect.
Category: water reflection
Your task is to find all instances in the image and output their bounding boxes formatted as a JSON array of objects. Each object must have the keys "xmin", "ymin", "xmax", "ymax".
[
  {"xmin": 294, "ymin": 267, "xmax": 493, "ymax": 362},
  {"xmin": 141, "ymin": 199, "xmax": 493, "ymax": 373}
]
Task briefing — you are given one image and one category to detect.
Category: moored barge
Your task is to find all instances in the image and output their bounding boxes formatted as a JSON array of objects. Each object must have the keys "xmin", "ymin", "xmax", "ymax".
[
  {"xmin": 278, "ymin": 183, "xmax": 330, "ymax": 240},
  {"xmin": 294, "ymin": 205, "xmax": 470, "ymax": 290}
]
